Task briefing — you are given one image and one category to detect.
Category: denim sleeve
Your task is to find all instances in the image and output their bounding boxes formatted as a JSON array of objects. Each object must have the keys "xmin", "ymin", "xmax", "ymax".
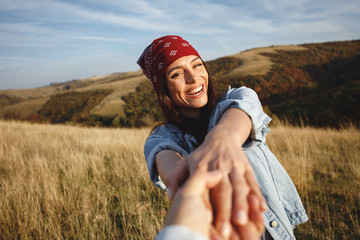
[
  {"xmin": 144, "ymin": 126, "xmax": 189, "ymax": 190},
  {"xmin": 210, "ymin": 87, "xmax": 271, "ymax": 148}
]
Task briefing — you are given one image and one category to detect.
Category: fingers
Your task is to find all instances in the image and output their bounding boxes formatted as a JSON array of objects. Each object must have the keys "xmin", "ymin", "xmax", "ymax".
[
  {"xmin": 244, "ymin": 166, "xmax": 267, "ymax": 211},
  {"xmin": 229, "ymin": 162, "xmax": 266, "ymax": 237},
  {"xmin": 166, "ymin": 159, "xmax": 189, "ymax": 200},
  {"xmin": 236, "ymin": 219, "xmax": 262, "ymax": 240},
  {"xmin": 165, "ymin": 169, "xmax": 224, "ymax": 238},
  {"xmin": 223, "ymin": 151, "xmax": 266, "ymax": 239},
  {"xmin": 186, "ymin": 147, "xmax": 266, "ymax": 239},
  {"xmin": 233, "ymin": 193, "xmax": 265, "ymax": 240},
  {"xmin": 211, "ymin": 174, "xmax": 233, "ymax": 239},
  {"xmin": 182, "ymin": 170, "xmax": 223, "ymax": 197},
  {"xmin": 248, "ymin": 193, "xmax": 265, "ymax": 233},
  {"xmin": 209, "ymin": 225, "xmax": 241, "ymax": 240},
  {"xmin": 209, "ymin": 225, "xmax": 223, "ymax": 240},
  {"xmin": 229, "ymin": 167, "xmax": 250, "ymax": 226}
]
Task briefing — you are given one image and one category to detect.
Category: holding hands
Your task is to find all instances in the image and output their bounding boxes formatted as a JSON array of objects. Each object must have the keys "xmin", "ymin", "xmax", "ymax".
[
  {"xmin": 163, "ymin": 109, "xmax": 266, "ymax": 239},
  {"xmin": 162, "ymin": 170, "xmax": 223, "ymax": 239}
]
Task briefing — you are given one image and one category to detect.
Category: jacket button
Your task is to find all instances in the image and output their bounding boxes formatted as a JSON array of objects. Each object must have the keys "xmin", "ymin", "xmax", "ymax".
[{"xmin": 270, "ymin": 221, "xmax": 278, "ymax": 228}]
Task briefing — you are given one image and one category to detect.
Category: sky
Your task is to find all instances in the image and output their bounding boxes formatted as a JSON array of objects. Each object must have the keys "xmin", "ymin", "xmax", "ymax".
[{"xmin": 0, "ymin": 0, "xmax": 359, "ymax": 90}]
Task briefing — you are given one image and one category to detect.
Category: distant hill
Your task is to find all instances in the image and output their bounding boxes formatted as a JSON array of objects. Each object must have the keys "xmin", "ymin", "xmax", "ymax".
[
  {"xmin": 0, "ymin": 71, "xmax": 146, "ymax": 125},
  {"xmin": 1, "ymin": 40, "xmax": 359, "ymax": 128}
]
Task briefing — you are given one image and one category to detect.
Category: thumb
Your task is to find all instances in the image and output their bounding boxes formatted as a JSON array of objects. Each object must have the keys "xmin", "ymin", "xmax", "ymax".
[
  {"xmin": 209, "ymin": 224, "xmax": 223, "ymax": 240},
  {"xmin": 166, "ymin": 158, "xmax": 189, "ymax": 200}
]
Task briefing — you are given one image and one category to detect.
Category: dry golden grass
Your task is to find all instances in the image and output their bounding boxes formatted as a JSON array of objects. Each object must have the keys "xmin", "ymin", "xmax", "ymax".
[
  {"xmin": 267, "ymin": 122, "xmax": 360, "ymax": 239},
  {"xmin": 0, "ymin": 120, "xmax": 359, "ymax": 239},
  {"xmin": 0, "ymin": 121, "xmax": 168, "ymax": 239}
]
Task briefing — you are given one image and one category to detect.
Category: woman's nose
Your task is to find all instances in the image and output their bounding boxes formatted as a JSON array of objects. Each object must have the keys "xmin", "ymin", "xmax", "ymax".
[{"xmin": 185, "ymin": 69, "xmax": 197, "ymax": 84}]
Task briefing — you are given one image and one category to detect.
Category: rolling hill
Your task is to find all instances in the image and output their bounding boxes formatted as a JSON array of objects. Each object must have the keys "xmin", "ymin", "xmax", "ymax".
[
  {"xmin": 1, "ymin": 40, "xmax": 359, "ymax": 128},
  {"xmin": 0, "ymin": 71, "xmax": 146, "ymax": 125}
]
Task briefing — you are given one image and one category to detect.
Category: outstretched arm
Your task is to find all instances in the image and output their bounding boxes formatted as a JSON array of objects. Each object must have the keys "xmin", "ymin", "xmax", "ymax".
[
  {"xmin": 156, "ymin": 150, "xmax": 189, "ymax": 195},
  {"xmin": 156, "ymin": 108, "xmax": 266, "ymax": 239},
  {"xmin": 186, "ymin": 108, "xmax": 266, "ymax": 238}
]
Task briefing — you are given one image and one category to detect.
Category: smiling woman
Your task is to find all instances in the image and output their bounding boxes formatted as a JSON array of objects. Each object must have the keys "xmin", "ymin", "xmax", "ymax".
[
  {"xmin": 137, "ymin": 35, "xmax": 308, "ymax": 240},
  {"xmin": 165, "ymin": 55, "xmax": 209, "ymax": 119}
]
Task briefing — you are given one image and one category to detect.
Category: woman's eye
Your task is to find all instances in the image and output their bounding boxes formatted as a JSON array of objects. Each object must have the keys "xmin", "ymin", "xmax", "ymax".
[
  {"xmin": 194, "ymin": 63, "xmax": 203, "ymax": 68},
  {"xmin": 171, "ymin": 73, "xmax": 181, "ymax": 79}
]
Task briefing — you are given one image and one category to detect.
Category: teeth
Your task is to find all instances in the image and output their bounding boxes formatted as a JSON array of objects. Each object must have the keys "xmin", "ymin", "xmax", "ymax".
[{"xmin": 188, "ymin": 86, "xmax": 203, "ymax": 95}]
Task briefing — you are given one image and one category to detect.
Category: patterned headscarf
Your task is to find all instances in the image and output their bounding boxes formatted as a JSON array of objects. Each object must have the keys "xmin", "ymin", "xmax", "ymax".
[{"xmin": 137, "ymin": 35, "xmax": 200, "ymax": 94}]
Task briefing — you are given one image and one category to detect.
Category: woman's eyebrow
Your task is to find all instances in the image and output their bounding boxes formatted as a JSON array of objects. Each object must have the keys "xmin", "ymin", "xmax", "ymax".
[
  {"xmin": 167, "ymin": 57, "xmax": 201, "ymax": 76},
  {"xmin": 191, "ymin": 56, "xmax": 201, "ymax": 63},
  {"xmin": 167, "ymin": 66, "xmax": 181, "ymax": 76}
]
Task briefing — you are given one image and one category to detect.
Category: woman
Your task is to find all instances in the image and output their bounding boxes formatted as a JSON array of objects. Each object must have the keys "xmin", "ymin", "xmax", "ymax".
[{"xmin": 137, "ymin": 35, "xmax": 308, "ymax": 240}]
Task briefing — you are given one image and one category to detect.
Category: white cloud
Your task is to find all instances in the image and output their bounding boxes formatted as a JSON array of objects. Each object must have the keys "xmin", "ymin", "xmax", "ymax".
[
  {"xmin": 73, "ymin": 8, "xmax": 170, "ymax": 31},
  {"xmin": 1, "ymin": 0, "xmax": 360, "ymax": 89},
  {"xmin": 0, "ymin": 0, "xmax": 170, "ymax": 31},
  {"xmin": 88, "ymin": 0, "xmax": 165, "ymax": 17},
  {"xmin": 0, "ymin": 22, "xmax": 125, "ymax": 48},
  {"xmin": 0, "ymin": 23, "xmax": 52, "ymax": 34},
  {"xmin": 229, "ymin": 18, "xmax": 276, "ymax": 33}
]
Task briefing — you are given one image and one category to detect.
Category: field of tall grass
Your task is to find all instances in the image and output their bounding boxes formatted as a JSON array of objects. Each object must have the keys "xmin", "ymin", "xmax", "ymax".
[{"xmin": 0, "ymin": 120, "xmax": 359, "ymax": 239}]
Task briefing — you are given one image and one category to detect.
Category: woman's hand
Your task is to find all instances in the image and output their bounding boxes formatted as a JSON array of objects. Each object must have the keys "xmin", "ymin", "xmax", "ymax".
[
  {"xmin": 164, "ymin": 108, "xmax": 267, "ymax": 239},
  {"xmin": 186, "ymin": 125, "xmax": 266, "ymax": 239},
  {"xmin": 186, "ymin": 108, "xmax": 266, "ymax": 239}
]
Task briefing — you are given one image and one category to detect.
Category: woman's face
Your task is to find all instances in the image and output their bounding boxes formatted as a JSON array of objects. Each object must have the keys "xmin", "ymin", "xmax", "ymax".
[{"xmin": 165, "ymin": 55, "xmax": 209, "ymax": 118}]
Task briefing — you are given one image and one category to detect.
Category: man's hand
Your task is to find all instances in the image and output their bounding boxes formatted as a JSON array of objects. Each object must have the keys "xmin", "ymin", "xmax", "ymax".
[{"xmin": 164, "ymin": 170, "xmax": 223, "ymax": 239}]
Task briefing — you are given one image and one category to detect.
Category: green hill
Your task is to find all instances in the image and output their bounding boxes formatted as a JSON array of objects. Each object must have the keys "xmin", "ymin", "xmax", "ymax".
[{"xmin": 0, "ymin": 40, "xmax": 359, "ymax": 128}]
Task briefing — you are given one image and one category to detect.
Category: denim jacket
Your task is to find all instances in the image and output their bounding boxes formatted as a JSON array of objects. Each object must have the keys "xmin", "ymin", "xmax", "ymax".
[{"xmin": 144, "ymin": 87, "xmax": 308, "ymax": 240}]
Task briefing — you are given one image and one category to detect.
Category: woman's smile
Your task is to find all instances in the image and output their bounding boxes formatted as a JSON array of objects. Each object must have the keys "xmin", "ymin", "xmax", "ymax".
[{"xmin": 186, "ymin": 85, "xmax": 204, "ymax": 97}]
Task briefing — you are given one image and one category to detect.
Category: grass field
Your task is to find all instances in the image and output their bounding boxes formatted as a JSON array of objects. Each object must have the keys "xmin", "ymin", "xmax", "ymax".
[{"xmin": 0, "ymin": 120, "xmax": 359, "ymax": 239}]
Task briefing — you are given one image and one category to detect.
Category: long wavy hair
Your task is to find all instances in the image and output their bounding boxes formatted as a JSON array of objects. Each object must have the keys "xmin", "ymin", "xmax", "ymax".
[{"xmin": 156, "ymin": 63, "xmax": 216, "ymax": 143}]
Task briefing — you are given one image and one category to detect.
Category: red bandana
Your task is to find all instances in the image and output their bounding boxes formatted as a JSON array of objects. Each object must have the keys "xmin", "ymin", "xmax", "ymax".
[{"xmin": 137, "ymin": 35, "xmax": 200, "ymax": 94}]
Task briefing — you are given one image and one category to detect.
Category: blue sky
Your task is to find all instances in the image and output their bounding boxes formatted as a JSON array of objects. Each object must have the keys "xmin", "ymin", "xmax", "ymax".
[{"xmin": 0, "ymin": 0, "xmax": 359, "ymax": 90}]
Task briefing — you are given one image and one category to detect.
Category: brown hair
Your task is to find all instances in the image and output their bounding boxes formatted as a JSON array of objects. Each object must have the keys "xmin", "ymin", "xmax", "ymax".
[{"xmin": 156, "ymin": 63, "xmax": 216, "ymax": 143}]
